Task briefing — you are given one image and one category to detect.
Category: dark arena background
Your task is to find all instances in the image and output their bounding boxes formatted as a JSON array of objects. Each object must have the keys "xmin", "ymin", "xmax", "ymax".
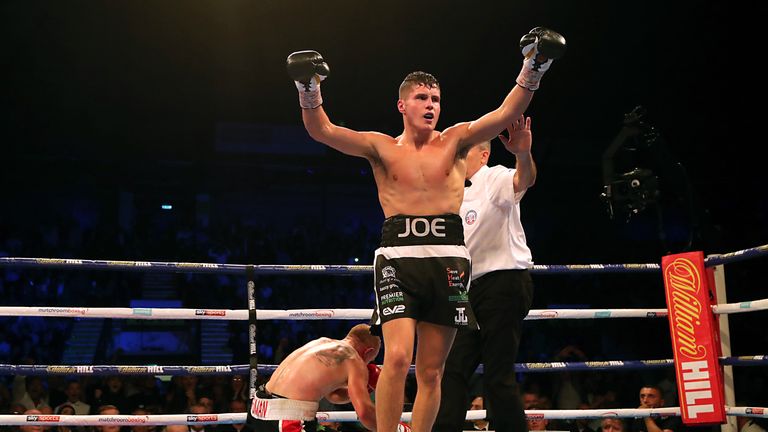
[{"xmin": 1, "ymin": 1, "xmax": 765, "ymax": 430}]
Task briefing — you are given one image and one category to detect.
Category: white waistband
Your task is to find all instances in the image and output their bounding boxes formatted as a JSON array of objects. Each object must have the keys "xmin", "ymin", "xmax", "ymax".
[
  {"xmin": 250, "ymin": 396, "xmax": 319, "ymax": 421},
  {"xmin": 376, "ymin": 244, "xmax": 470, "ymax": 260}
]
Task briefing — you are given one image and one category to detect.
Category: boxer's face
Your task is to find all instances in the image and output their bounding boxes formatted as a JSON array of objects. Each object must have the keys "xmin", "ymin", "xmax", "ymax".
[{"xmin": 398, "ymin": 84, "xmax": 441, "ymax": 131}]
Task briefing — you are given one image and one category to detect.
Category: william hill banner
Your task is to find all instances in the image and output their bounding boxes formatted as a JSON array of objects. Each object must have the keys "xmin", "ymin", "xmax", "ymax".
[{"xmin": 662, "ymin": 252, "xmax": 726, "ymax": 426}]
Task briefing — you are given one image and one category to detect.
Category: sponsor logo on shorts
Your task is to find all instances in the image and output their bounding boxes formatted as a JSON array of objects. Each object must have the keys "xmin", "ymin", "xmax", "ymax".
[
  {"xmin": 382, "ymin": 266, "xmax": 396, "ymax": 279},
  {"xmin": 454, "ymin": 307, "xmax": 468, "ymax": 325},
  {"xmin": 446, "ymin": 267, "xmax": 467, "ymax": 291},
  {"xmin": 746, "ymin": 408, "xmax": 764, "ymax": 415},
  {"xmin": 465, "ymin": 210, "xmax": 477, "ymax": 225},
  {"xmin": 448, "ymin": 294, "xmax": 469, "ymax": 302},
  {"xmin": 379, "ymin": 283, "xmax": 398, "ymax": 292},
  {"xmin": 380, "ymin": 292, "xmax": 404, "ymax": 305},
  {"xmin": 382, "ymin": 305, "xmax": 405, "ymax": 316}
]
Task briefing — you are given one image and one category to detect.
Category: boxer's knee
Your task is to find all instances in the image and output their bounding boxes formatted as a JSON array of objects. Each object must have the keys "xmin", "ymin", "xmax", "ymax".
[
  {"xmin": 383, "ymin": 348, "xmax": 412, "ymax": 378},
  {"xmin": 416, "ymin": 364, "xmax": 444, "ymax": 390}
]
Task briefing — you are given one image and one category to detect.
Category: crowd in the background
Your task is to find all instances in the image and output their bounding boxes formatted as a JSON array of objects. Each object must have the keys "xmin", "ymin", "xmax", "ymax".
[
  {"xmin": 1, "ymin": 211, "xmax": 767, "ymax": 431},
  {"xmin": 0, "ymin": 372, "xmax": 255, "ymax": 432}
]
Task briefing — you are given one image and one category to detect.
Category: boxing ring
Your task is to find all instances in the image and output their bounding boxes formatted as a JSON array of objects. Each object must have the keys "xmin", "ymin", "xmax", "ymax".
[{"xmin": 0, "ymin": 244, "xmax": 766, "ymax": 429}]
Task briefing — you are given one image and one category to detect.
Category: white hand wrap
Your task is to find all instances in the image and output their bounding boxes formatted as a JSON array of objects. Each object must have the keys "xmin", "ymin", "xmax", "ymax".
[
  {"xmin": 295, "ymin": 76, "xmax": 324, "ymax": 109},
  {"xmin": 516, "ymin": 42, "xmax": 554, "ymax": 91}
]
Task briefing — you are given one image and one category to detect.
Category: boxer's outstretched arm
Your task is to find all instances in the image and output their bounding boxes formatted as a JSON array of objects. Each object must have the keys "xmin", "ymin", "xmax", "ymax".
[
  {"xmin": 288, "ymin": 50, "xmax": 383, "ymax": 160},
  {"xmin": 302, "ymin": 107, "xmax": 384, "ymax": 160},
  {"xmin": 457, "ymin": 27, "xmax": 566, "ymax": 151},
  {"xmin": 458, "ymin": 86, "xmax": 534, "ymax": 150}
]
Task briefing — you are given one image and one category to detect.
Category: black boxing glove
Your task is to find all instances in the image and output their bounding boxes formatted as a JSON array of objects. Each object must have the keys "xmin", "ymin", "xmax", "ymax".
[
  {"xmin": 287, "ymin": 50, "xmax": 330, "ymax": 109},
  {"xmin": 516, "ymin": 27, "xmax": 566, "ymax": 91}
]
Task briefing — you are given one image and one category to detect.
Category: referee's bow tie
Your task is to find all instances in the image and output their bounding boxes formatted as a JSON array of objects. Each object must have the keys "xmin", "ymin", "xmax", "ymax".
[{"xmin": 464, "ymin": 179, "xmax": 472, "ymax": 187}]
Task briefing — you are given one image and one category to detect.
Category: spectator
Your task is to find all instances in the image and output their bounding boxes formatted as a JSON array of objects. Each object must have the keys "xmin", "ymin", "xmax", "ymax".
[
  {"xmin": 217, "ymin": 399, "xmax": 251, "ymax": 432},
  {"xmin": 53, "ymin": 404, "xmax": 77, "ymax": 432},
  {"xmin": 20, "ymin": 409, "xmax": 44, "ymax": 432},
  {"xmin": 526, "ymin": 404, "xmax": 549, "ymax": 431},
  {"xmin": 628, "ymin": 385, "xmax": 681, "ymax": 432},
  {"xmin": 464, "ymin": 396, "xmax": 489, "ymax": 431},
  {"xmin": 95, "ymin": 405, "xmax": 121, "ymax": 432},
  {"xmin": 55, "ymin": 381, "xmax": 90, "ymax": 415},
  {"xmin": 13, "ymin": 376, "xmax": 50, "ymax": 411},
  {"xmin": 130, "ymin": 407, "xmax": 157, "ymax": 432},
  {"xmin": 601, "ymin": 418, "xmax": 626, "ymax": 432},
  {"xmin": 90, "ymin": 376, "xmax": 130, "ymax": 415},
  {"xmin": 189, "ymin": 402, "xmax": 214, "ymax": 432}
]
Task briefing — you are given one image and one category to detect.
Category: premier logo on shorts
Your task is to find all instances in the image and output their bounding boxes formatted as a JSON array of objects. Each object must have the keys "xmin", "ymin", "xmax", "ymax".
[
  {"xmin": 397, "ymin": 217, "xmax": 446, "ymax": 238},
  {"xmin": 380, "ymin": 291, "xmax": 404, "ymax": 305}
]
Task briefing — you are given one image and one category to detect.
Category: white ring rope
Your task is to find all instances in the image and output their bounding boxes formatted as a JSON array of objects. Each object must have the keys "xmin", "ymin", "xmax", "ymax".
[
  {"xmin": 0, "ymin": 248, "xmax": 764, "ymax": 428},
  {"xmin": 2, "ymin": 406, "xmax": 765, "ymax": 426},
  {"xmin": 713, "ymin": 298, "xmax": 768, "ymax": 315},
  {"xmin": 1, "ymin": 298, "xmax": 765, "ymax": 320}
]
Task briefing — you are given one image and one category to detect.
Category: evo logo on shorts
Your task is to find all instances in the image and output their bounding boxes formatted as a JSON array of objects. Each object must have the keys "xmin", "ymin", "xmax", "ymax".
[
  {"xmin": 382, "ymin": 305, "xmax": 405, "ymax": 316},
  {"xmin": 397, "ymin": 217, "xmax": 446, "ymax": 238}
]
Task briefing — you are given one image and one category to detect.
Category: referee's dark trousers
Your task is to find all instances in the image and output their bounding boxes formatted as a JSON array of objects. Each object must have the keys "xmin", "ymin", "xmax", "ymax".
[{"xmin": 433, "ymin": 269, "xmax": 533, "ymax": 432}]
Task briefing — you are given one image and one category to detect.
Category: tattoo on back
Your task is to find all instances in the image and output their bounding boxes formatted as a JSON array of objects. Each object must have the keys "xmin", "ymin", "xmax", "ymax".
[{"xmin": 315, "ymin": 344, "xmax": 355, "ymax": 367}]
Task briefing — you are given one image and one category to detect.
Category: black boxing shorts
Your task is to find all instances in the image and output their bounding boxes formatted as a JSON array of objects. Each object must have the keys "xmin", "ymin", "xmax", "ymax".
[
  {"xmin": 248, "ymin": 384, "xmax": 319, "ymax": 432},
  {"xmin": 370, "ymin": 214, "xmax": 478, "ymax": 332}
]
